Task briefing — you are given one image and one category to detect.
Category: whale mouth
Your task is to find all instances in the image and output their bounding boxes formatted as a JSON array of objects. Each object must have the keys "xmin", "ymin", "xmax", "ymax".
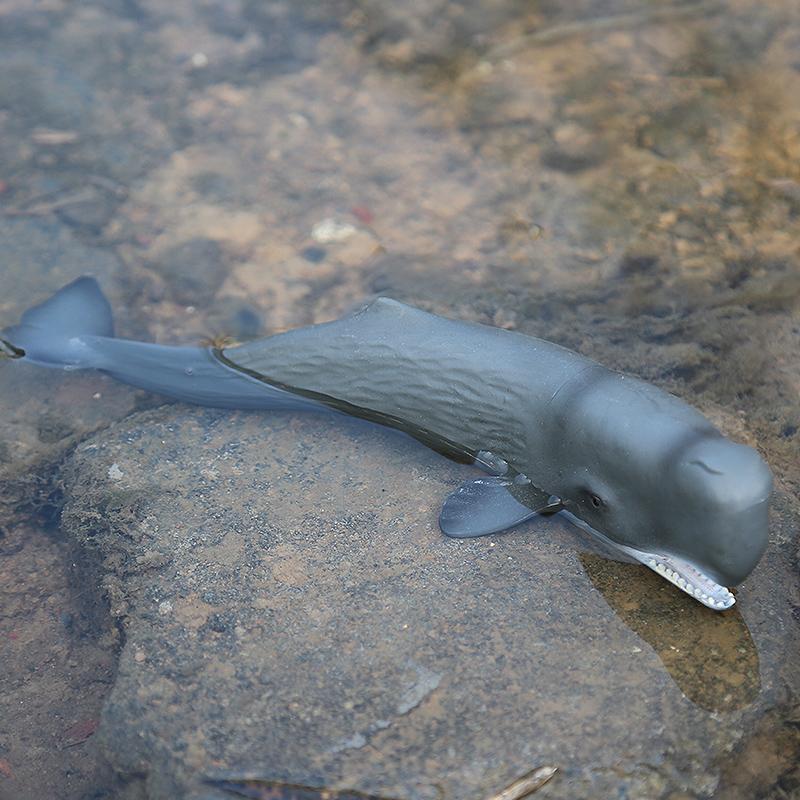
[
  {"xmin": 615, "ymin": 545, "xmax": 735, "ymax": 610},
  {"xmin": 561, "ymin": 511, "xmax": 735, "ymax": 610}
]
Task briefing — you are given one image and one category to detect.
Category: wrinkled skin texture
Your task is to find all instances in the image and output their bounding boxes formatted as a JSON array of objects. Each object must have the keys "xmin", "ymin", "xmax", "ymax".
[
  {"xmin": 223, "ymin": 297, "xmax": 773, "ymax": 589},
  {"xmin": 3, "ymin": 279, "xmax": 773, "ymax": 599}
]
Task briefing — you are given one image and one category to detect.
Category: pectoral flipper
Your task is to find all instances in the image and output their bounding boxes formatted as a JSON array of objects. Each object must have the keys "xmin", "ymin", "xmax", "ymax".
[{"xmin": 439, "ymin": 476, "xmax": 562, "ymax": 538}]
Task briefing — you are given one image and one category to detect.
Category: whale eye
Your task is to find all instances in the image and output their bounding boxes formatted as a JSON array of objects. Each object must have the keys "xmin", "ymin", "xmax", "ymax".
[{"xmin": 589, "ymin": 493, "xmax": 604, "ymax": 509}]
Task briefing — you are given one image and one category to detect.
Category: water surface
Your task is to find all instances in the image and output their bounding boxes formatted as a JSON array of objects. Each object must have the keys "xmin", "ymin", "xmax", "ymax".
[{"xmin": 1, "ymin": 1, "xmax": 799, "ymax": 798}]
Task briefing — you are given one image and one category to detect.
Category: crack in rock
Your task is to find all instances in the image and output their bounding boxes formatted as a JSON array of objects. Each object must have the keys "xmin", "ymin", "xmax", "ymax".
[{"xmin": 330, "ymin": 661, "xmax": 441, "ymax": 753}]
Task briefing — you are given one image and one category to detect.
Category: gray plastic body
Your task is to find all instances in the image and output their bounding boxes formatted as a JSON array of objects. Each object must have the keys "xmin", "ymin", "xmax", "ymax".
[
  {"xmin": 225, "ymin": 298, "xmax": 773, "ymax": 588},
  {"xmin": 2, "ymin": 280, "xmax": 773, "ymax": 594}
]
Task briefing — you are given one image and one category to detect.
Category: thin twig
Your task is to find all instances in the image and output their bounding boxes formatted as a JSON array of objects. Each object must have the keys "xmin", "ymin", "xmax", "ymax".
[{"xmin": 484, "ymin": 766, "xmax": 558, "ymax": 800}]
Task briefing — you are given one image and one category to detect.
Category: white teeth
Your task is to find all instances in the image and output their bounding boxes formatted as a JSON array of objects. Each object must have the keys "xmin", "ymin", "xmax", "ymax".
[
  {"xmin": 650, "ymin": 562, "xmax": 728, "ymax": 609},
  {"xmin": 558, "ymin": 512, "xmax": 735, "ymax": 611}
]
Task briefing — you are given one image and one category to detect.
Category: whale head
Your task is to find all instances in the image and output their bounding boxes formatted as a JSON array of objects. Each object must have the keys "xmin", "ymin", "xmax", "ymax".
[{"xmin": 552, "ymin": 371, "xmax": 772, "ymax": 609}]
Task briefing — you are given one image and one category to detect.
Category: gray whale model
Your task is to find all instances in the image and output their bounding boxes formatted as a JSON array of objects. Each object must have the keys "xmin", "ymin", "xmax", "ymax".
[{"xmin": 1, "ymin": 277, "xmax": 772, "ymax": 610}]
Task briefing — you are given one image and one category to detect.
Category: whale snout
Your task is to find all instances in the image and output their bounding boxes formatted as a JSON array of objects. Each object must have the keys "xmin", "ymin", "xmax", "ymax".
[
  {"xmin": 672, "ymin": 437, "xmax": 773, "ymax": 586},
  {"xmin": 711, "ymin": 495, "xmax": 770, "ymax": 586}
]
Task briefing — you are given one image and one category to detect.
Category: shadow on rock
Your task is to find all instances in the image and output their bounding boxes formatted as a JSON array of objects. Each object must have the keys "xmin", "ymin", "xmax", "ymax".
[{"xmin": 579, "ymin": 552, "xmax": 760, "ymax": 712}]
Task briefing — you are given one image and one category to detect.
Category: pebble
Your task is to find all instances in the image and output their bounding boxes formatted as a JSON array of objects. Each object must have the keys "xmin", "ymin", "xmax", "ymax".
[
  {"xmin": 301, "ymin": 245, "xmax": 327, "ymax": 263},
  {"xmin": 157, "ymin": 238, "xmax": 228, "ymax": 306},
  {"xmin": 543, "ymin": 122, "xmax": 608, "ymax": 172},
  {"xmin": 311, "ymin": 218, "xmax": 357, "ymax": 244},
  {"xmin": 158, "ymin": 600, "xmax": 173, "ymax": 615}
]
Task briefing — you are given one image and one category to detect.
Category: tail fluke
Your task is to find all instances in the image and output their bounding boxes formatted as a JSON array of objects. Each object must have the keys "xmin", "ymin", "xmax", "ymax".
[
  {"xmin": 17, "ymin": 277, "xmax": 113, "ymax": 337},
  {"xmin": 2, "ymin": 277, "xmax": 114, "ymax": 367},
  {"xmin": 2, "ymin": 276, "xmax": 326, "ymax": 412}
]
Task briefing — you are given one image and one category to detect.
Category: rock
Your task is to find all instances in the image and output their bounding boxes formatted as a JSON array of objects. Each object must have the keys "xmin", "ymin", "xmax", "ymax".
[
  {"xmin": 155, "ymin": 238, "xmax": 229, "ymax": 306},
  {"xmin": 542, "ymin": 122, "xmax": 609, "ymax": 173},
  {"xmin": 55, "ymin": 186, "xmax": 121, "ymax": 235},
  {"xmin": 311, "ymin": 218, "xmax": 357, "ymax": 244},
  {"xmin": 59, "ymin": 405, "xmax": 800, "ymax": 799},
  {"xmin": 200, "ymin": 297, "xmax": 264, "ymax": 342}
]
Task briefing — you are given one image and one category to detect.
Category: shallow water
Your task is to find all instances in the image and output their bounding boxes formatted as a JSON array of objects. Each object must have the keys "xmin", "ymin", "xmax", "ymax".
[{"xmin": 1, "ymin": 1, "xmax": 799, "ymax": 798}]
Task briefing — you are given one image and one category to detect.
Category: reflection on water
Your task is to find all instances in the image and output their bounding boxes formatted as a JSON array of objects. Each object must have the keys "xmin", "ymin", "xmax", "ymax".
[{"xmin": 579, "ymin": 553, "xmax": 760, "ymax": 712}]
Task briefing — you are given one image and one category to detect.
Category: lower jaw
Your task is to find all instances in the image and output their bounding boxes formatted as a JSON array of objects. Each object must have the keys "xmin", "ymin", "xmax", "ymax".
[{"xmin": 561, "ymin": 511, "xmax": 735, "ymax": 611}]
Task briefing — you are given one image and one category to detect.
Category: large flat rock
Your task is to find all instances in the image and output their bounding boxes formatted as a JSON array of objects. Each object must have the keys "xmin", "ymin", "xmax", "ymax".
[{"xmin": 60, "ymin": 405, "xmax": 800, "ymax": 800}]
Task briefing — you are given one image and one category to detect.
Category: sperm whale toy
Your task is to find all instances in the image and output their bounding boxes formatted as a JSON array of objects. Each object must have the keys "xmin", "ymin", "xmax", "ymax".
[{"xmin": 1, "ymin": 277, "xmax": 772, "ymax": 610}]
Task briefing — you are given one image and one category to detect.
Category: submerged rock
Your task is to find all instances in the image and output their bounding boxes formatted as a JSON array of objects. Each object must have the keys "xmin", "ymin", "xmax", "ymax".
[{"xmin": 59, "ymin": 405, "xmax": 800, "ymax": 800}]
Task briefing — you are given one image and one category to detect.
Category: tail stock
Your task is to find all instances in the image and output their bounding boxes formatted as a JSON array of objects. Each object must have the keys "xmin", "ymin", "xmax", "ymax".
[{"xmin": 2, "ymin": 276, "xmax": 324, "ymax": 412}]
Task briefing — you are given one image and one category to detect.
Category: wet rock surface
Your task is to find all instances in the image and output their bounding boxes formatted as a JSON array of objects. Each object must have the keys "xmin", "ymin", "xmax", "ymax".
[
  {"xmin": 0, "ymin": 523, "xmax": 121, "ymax": 800},
  {"xmin": 58, "ymin": 406, "xmax": 800, "ymax": 800}
]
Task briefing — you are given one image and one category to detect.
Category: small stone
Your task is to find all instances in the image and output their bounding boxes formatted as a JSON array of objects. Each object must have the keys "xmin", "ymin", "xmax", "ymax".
[
  {"xmin": 311, "ymin": 218, "xmax": 356, "ymax": 244},
  {"xmin": 31, "ymin": 128, "xmax": 79, "ymax": 146},
  {"xmin": 542, "ymin": 122, "xmax": 608, "ymax": 172},
  {"xmin": 56, "ymin": 191, "xmax": 117, "ymax": 234},
  {"xmin": 659, "ymin": 210, "xmax": 678, "ymax": 228},
  {"xmin": 107, "ymin": 463, "xmax": 124, "ymax": 481},
  {"xmin": 768, "ymin": 178, "xmax": 800, "ymax": 204},
  {"xmin": 156, "ymin": 238, "xmax": 228, "ymax": 306},
  {"xmin": 158, "ymin": 600, "xmax": 173, "ymax": 616},
  {"xmin": 207, "ymin": 613, "xmax": 232, "ymax": 633},
  {"xmin": 301, "ymin": 245, "xmax": 327, "ymax": 263},
  {"xmin": 288, "ymin": 112, "xmax": 309, "ymax": 129},
  {"xmin": 619, "ymin": 248, "xmax": 659, "ymax": 276},
  {"xmin": 492, "ymin": 308, "xmax": 517, "ymax": 330}
]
